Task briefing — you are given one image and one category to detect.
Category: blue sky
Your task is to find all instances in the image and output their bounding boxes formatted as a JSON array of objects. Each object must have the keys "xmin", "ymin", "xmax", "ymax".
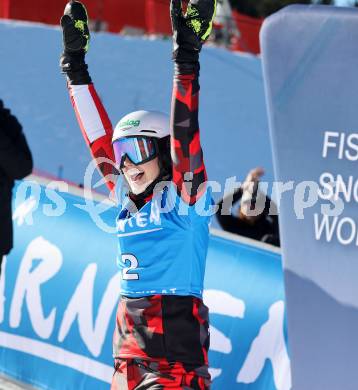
[{"xmin": 335, "ymin": 0, "xmax": 355, "ymax": 5}]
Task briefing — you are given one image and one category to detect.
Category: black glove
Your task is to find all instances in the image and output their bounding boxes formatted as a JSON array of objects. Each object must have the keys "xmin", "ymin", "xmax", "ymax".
[
  {"xmin": 170, "ymin": 0, "xmax": 216, "ymax": 63},
  {"xmin": 60, "ymin": 1, "xmax": 92, "ymax": 84}
]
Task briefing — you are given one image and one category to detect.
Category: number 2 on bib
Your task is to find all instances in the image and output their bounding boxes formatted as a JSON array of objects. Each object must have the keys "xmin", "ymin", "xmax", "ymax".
[{"xmin": 122, "ymin": 254, "xmax": 139, "ymax": 280}]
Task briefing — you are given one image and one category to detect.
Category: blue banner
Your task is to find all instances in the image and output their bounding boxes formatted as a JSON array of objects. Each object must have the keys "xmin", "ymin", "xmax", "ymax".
[
  {"xmin": 0, "ymin": 177, "xmax": 290, "ymax": 389},
  {"xmin": 261, "ymin": 5, "xmax": 358, "ymax": 390}
]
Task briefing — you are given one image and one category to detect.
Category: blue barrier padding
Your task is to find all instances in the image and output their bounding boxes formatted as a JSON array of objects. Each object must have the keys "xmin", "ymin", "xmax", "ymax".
[{"xmin": 0, "ymin": 177, "xmax": 290, "ymax": 389}]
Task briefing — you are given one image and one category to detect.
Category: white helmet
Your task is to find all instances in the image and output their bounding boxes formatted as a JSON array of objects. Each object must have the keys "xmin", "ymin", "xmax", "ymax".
[{"xmin": 112, "ymin": 110, "xmax": 170, "ymax": 143}]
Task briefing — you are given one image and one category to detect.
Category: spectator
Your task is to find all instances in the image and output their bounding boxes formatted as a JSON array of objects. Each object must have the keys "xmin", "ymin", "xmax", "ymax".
[
  {"xmin": 0, "ymin": 100, "xmax": 33, "ymax": 274},
  {"xmin": 213, "ymin": 0, "xmax": 240, "ymax": 47},
  {"xmin": 216, "ymin": 167, "xmax": 280, "ymax": 247}
]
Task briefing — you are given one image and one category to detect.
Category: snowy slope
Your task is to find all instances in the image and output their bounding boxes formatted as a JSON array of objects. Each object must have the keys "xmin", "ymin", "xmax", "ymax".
[{"xmin": 0, "ymin": 20, "xmax": 273, "ymax": 197}]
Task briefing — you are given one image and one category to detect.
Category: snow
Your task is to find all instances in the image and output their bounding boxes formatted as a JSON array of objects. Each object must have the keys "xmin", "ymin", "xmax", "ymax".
[{"xmin": 0, "ymin": 20, "xmax": 273, "ymax": 198}]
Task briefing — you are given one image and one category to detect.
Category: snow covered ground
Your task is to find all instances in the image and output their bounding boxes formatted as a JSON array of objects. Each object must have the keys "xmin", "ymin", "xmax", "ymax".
[{"xmin": 0, "ymin": 20, "xmax": 273, "ymax": 197}]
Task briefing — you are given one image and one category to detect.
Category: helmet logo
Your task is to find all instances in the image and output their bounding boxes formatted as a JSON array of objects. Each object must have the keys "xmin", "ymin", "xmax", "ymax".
[{"xmin": 119, "ymin": 119, "xmax": 140, "ymax": 128}]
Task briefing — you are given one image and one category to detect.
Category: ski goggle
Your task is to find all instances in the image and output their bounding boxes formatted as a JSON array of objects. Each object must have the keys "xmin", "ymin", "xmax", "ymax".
[{"xmin": 112, "ymin": 136, "xmax": 158, "ymax": 168}]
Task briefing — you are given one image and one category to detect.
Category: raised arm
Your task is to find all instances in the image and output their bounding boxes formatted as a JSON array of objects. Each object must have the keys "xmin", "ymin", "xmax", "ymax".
[
  {"xmin": 170, "ymin": 0, "xmax": 216, "ymax": 205},
  {"xmin": 60, "ymin": 1, "xmax": 116, "ymax": 191}
]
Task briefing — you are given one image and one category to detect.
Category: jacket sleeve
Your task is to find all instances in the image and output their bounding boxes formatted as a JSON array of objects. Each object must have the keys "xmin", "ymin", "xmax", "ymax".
[
  {"xmin": 0, "ymin": 102, "xmax": 33, "ymax": 180},
  {"xmin": 68, "ymin": 83, "xmax": 116, "ymax": 191},
  {"xmin": 170, "ymin": 63, "xmax": 207, "ymax": 205}
]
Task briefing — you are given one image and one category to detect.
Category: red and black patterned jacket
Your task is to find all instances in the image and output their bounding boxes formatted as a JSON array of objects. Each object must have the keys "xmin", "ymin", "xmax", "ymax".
[{"xmin": 66, "ymin": 60, "xmax": 210, "ymax": 368}]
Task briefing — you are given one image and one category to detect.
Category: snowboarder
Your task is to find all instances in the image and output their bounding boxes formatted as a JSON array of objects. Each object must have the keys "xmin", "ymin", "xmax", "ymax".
[{"xmin": 60, "ymin": 0, "xmax": 216, "ymax": 388}]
